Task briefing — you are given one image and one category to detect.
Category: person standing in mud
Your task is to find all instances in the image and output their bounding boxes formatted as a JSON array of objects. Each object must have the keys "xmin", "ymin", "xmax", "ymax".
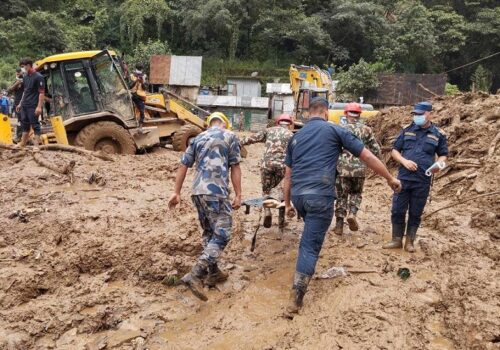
[
  {"xmin": 283, "ymin": 97, "xmax": 401, "ymax": 316},
  {"xmin": 168, "ymin": 112, "xmax": 242, "ymax": 301},
  {"xmin": 333, "ymin": 103, "xmax": 381, "ymax": 235},
  {"xmin": 240, "ymin": 113, "xmax": 294, "ymax": 227},
  {"xmin": 383, "ymin": 102, "xmax": 448, "ymax": 252}
]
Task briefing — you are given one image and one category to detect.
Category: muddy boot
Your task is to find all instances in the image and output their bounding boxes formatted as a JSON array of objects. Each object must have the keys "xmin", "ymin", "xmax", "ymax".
[
  {"xmin": 32, "ymin": 134, "xmax": 41, "ymax": 151},
  {"xmin": 382, "ymin": 224, "xmax": 405, "ymax": 249},
  {"xmin": 404, "ymin": 226, "xmax": 418, "ymax": 253},
  {"xmin": 263, "ymin": 207, "xmax": 272, "ymax": 228},
  {"xmin": 333, "ymin": 217, "xmax": 344, "ymax": 236},
  {"xmin": 206, "ymin": 264, "xmax": 228, "ymax": 287},
  {"xmin": 180, "ymin": 261, "xmax": 208, "ymax": 301},
  {"xmin": 19, "ymin": 132, "xmax": 29, "ymax": 147},
  {"xmin": 285, "ymin": 272, "xmax": 311, "ymax": 318},
  {"xmin": 347, "ymin": 212, "xmax": 359, "ymax": 231}
]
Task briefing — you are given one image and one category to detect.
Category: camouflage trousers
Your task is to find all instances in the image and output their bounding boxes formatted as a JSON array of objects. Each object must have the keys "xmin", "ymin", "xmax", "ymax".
[
  {"xmin": 335, "ymin": 176, "xmax": 365, "ymax": 218},
  {"xmin": 192, "ymin": 195, "xmax": 232, "ymax": 267},
  {"xmin": 261, "ymin": 165, "xmax": 285, "ymax": 196}
]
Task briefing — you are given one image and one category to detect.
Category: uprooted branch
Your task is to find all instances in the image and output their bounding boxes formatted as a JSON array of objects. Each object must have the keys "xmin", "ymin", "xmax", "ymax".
[
  {"xmin": 38, "ymin": 144, "xmax": 114, "ymax": 161},
  {"xmin": 32, "ymin": 152, "xmax": 76, "ymax": 176},
  {"xmin": 423, "ymin": 191, "xmax": 500, "ymax": 219}
]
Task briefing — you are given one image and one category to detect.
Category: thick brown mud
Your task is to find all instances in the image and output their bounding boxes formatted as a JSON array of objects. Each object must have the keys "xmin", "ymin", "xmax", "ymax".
[{"xmin": 0, "ymin": 93, "xmax": 499, "ymax": 349}]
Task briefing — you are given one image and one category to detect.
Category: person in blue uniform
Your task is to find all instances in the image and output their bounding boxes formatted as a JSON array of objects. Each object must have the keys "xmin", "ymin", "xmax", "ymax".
[
  {"xmin": 283, "ymin": 97, "xmax": 402, "ymax": 316},
  {"xmin": 383, "ymin": 102, "xmax": 448, "ymax": 252}
]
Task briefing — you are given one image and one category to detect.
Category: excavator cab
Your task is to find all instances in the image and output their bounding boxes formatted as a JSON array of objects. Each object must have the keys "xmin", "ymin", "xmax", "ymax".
[
  {"xmin": 36, "ymin": 50, "xmax": 206, "ymax": 154},
  {"xmin": 295, "ymin": 87, "xmax": 330, "ymax": 124}
]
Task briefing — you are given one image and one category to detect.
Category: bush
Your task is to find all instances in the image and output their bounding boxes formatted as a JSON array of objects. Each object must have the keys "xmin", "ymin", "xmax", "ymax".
[
  {"xmin": 445, "ymin": 83, "xmax": 460, "ymax": 96},
  {"xmin": 336, "ymin": 59, "xmax": 380, "ymax": 101}
]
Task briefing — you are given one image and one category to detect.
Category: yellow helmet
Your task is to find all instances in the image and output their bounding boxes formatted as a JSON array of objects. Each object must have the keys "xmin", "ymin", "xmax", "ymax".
[{"xmin": 206, "ymin": 112, "xmax": 231, "ymax": 130}]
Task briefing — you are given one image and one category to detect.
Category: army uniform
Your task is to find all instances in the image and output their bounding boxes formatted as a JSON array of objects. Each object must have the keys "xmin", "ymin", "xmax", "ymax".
[
  {"xmin": 389, "ymin": 122, "xmax": 448, "ymax": 246},
  {"xmin": 241, "ymin": 126, "xmax": 293, "ymax": 196},
  {"xmin": 181, "ymin": 126, "xmax": 241, "ymax": 291},
  {"xmin": 335, "ymin": 120, "xmax": 381, "ymax": 226}
]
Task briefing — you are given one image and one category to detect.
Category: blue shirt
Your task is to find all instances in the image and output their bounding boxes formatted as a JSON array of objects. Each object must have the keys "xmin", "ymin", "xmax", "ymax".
[
  {"xmin": 285, "ymin": 117, "xmax": 365, "ymax": 197},
  {"xmin": 393, "ymin": 122, "xmax": 448, "ymax": 184},
  {"xmin": 181, "ymin": 126, "xmax": 241, "ymax": 198}
]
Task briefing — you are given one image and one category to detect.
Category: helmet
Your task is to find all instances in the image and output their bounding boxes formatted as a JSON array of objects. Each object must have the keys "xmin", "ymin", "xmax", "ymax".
[
  {"xmin": 206, "ymin": 112, "xmax": 231, "ymax": 129},
  {"xmin": 344, "ymin": 102, "xmax": 362, "ymax": 115},
  {"xmin": 276, "ymin": 113, "xmax": 293, "ymax": 126}
]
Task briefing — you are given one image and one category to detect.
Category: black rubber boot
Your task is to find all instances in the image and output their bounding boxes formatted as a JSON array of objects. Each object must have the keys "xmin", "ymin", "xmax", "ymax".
[
  {"xmin": 285, "ymin": 272, "xmax": 311, "ymax": 318},
  {"xmin": 333, "ymin": 217, "xmax": 344, "ymax": 236},
  {"xmin": 206, "ymin": 264, "xmax": 228, "ymax": 287},
  {"xmin": 347, "ymin": 212, "xmax": 359, "ymax": 231},
  {"xmin": 382, "ymin": 223, "xmax": 405, "ymax": 249},
  {"xmin": 263, "ymin": 208, "xmax": 272, "ymax": 228},
  {"xmin": 405, "ymin": 226, "xmax": 418, "ymax": 253},
  {"xmin": 180, "ymin": 261, "xmax": 208, "ymax": 301}
]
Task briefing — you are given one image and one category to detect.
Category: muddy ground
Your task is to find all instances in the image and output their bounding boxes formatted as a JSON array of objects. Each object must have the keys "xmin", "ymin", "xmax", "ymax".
[{"xmin": 0, "ymin": 94, "xmax": 499, "ymax": 350}]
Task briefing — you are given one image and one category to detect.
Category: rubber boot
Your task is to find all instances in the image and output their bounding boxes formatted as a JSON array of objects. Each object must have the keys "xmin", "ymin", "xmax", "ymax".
[
  {"xmin": 180, "ymin": 261, "xmax": 208, "ymax": 301},
  {"xmin": 19, "ymin": 132, "xmax": 29, "ymax": 148},
  {"xmin": 333, "ymin": 217, "xmax": 344, "ymax": 236},
  {"xmin": 32, "ymin": 134, "xmax": 41, "ymax": 151},
  {"xmin": 382, "ymin": 223, "xmax": 405, "ymax": 249},
  {"xmin": 404, "ymin": 226, "xmax": 418, "ymax": 253},
  {"xmin": 263, "ymin": 207, "xmax": 272, "ymax": 228},
  {"xmin": 285, "ymin": 272, "xmax": 311, "ymax": 318},
  {"xmin": 205, "ymin": 264, "xmax": 228, "ymax": 287},
  {"xmin": 347, "ymin": 211, "xmax": 359, "ymax": 231}
]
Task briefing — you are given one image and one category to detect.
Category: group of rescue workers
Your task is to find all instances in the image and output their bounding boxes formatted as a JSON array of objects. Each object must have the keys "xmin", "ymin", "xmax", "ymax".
[
  {"xmin": 6, "ymin": 56, "xmax": 448, "ymax": 316},
  {"xmin": 168, "ymin": 96, "xmax": 448, "ymax": 317}
]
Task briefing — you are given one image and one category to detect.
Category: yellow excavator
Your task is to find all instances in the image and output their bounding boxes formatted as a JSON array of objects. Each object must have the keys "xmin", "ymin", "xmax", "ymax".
[
  {"xmin": 289, "ymin": 64, "xmax": 379, "ymax": 125},
  {"xmin": 32, "ymin": 50, "xmax": 206, "ymax": 154}
]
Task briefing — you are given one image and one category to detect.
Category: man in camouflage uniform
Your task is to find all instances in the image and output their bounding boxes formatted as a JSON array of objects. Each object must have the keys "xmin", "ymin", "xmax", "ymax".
[
  {"xmin": 241, "ymin": 113, "xmax": 294, "ymax": 227},
  {"xmin": 334, "ymin": 103, "xmax": 381, "ymax": 235},
  {"xmin": 168, "ymin": 112, "xmax": 242, "ymax": 301}
]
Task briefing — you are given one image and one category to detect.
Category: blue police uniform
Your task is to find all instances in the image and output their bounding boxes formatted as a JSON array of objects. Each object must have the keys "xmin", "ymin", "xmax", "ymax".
[
  {"xmin": 285, "ymin": 115, "xmax": 364, "ymax": 277},
  {"xmin": 391, "ymin": 104, "xmax": 448, "ymax": 233}
]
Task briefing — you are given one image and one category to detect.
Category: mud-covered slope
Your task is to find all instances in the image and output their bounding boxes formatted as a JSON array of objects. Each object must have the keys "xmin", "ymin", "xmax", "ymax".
[{"xmin": 0, "ymin": 97, "xmax": 499, "ymax": 350}]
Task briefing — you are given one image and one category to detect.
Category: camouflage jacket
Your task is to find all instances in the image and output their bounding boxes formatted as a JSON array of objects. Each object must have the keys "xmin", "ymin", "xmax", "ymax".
[
  {"xmin": 337, "ymin": 121, "xmax": 381, "ymax": 177},
  {"xmin": 241, "ymin": 126, "xmax": 293, "ymax": 169},
  {"xmin": 181, "ymin": 126, "xmax": 241, "ymax": 198}
]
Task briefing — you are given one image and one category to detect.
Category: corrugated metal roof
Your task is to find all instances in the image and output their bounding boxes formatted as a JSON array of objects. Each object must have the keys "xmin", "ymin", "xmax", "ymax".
[
  {"xmin": 197, "ymin": 95, "xmax": 269, "ymax": 109},
  {"xmin": 266, "ymin": 83, "xmax": 292, "ymax": 94}
]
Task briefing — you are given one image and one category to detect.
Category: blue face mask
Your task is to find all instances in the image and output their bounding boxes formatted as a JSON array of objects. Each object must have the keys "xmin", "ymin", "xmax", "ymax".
[{"xmin": 413, "ymin": 114, "xmax": 426, "ymax": 126}]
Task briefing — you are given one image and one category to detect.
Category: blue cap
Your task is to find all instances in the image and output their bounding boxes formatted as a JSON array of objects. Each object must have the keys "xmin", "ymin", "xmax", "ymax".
[
  {"xmin": 412, "ymin": 101, "xmax": 432, "ymax": 114},
  {"xmin": 310, "ymin": 96, "xmax": 329, "ymax": 108}
]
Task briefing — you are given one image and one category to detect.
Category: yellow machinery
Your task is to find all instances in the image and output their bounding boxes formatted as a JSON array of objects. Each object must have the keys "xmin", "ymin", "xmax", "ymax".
[
  {"xmin": 34, "ymin": 50, "xmax": 206, "ymax": 154},
  {"xmin": 0, "ymin": 113, "xmax": 13, "ymax": 145},
  {"xmin": 289, "ymin": 64, "xmax": 379, "ymax": 125}
]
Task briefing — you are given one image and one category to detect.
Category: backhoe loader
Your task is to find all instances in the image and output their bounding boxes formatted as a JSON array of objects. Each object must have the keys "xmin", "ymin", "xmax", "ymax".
[
  {"xmin": 35, "ymin": 50, "xmax": 206, "ymax": 154},
  {"xmin": 289, "ymin": 64, "xmax": 379, "ymax": 126}
]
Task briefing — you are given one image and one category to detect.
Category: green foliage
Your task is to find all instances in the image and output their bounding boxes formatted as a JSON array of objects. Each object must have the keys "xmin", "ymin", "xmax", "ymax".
[
  {"xmin": 0, "ymin": 0, "xmax": 498, "ymax": 92},
  {"xmin": 336, "ymin": 59, "xmax": 379, "ymax": 101},
  {"xmin": 119, "ymin": 0, "xmax": 170, "ymax": 47},
  {"xmin": 471, "ymin": 65, "xmax": 492, "ymax": 92},
  {"xmin": 445, "ymin": 83, "xmax": 460, "ymax": 96}
]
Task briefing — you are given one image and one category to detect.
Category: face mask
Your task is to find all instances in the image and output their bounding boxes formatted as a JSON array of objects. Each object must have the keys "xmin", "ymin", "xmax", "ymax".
[
  {"xmin": 413, "ymin": 114, "xmax": 426, "ymax": 126},
  {"xmin": 20, "ymin": 67, "xmax": 27, "ymax": 74}
]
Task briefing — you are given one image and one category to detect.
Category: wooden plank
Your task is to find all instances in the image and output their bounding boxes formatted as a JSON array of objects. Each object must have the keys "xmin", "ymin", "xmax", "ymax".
[{"xmin": 149, "ymin": 55, "xmax": 171, "ymax": 85}]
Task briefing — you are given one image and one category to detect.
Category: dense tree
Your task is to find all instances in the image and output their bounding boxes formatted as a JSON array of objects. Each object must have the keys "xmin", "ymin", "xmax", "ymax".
[{"xmin": 0, "ymin": 0, "xmax": 498, "ymax": 91}]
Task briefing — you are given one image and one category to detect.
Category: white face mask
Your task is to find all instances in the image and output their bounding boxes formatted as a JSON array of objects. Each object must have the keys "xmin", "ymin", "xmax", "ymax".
[{"xmin": 20, "ymin": 67, "xmax": 27, "ymax": 74}]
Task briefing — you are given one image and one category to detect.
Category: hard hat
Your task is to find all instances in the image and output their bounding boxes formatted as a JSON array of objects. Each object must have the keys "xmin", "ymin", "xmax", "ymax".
[
  {"xmin": 276, "ymin": 113, "xmax": 293, "ymax": 125},
  {"xmin": 206, "ymin": 112, "xmax": 230, "ymax": 129},
  {"xmin": 344, "ymin": 102, "xmax": 362, "ymax": 115}
]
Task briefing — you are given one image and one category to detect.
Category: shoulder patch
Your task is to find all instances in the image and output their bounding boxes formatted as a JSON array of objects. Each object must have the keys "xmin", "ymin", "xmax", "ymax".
[
  {"xmin": 435, "ymin": 126, "xmax": 447, "ymax": 137},
  {"xmin": 402, "ymin": 123, "xmax": 412, "ymax": 129}
]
